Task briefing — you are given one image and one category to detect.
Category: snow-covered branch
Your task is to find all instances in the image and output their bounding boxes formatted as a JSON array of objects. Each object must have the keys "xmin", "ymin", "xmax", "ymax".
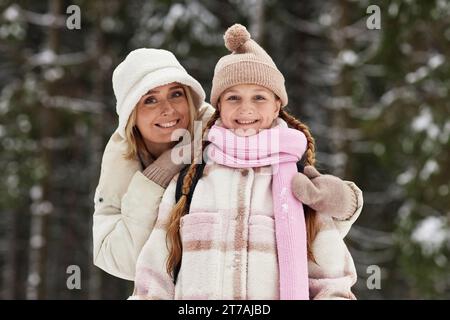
[
  {"xmin": 28, "ymin": 49, "xmax": 92, "ymax": 67},
  {"xmin": 312, "ymin": 122, "xmax": 363, "ymax": 141},
  {"xmin": 40, "ymin": 95, "xmax": 105, "ymax": 114},
  {"xmin": 278, "ymin": 9, "xmax": 325, "ymax": 37}
]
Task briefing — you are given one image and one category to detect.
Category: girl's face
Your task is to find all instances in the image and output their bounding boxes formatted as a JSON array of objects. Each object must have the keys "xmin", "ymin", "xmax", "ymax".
[
  {"xmin": 218, "ymin": 84, "xmax": 281, "ymax": 136},
  {"xmin": 135, "ymin": 82, "xmax": 190, "ymax": 153}
]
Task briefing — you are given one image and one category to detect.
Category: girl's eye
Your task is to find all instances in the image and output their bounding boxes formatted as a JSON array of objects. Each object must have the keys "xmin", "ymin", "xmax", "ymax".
[
  {"xmin": 254, "ymin": 95, "xmax": 266, "ymax": 100},
  {"xmin": 226, "ymin": 95, "xmax": 239, "ymax": 101},
  {"xmin": 144, "ymin": 96, "xmax": 158, "ymax": 104}
]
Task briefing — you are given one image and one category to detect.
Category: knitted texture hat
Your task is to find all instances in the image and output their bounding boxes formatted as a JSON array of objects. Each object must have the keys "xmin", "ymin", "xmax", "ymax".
[
  {"xmin": 112, "ymin": 48, "xmax": 206, "ymax": 138},
  {"xmin": 210, "ymin": 24, "xmax": 288, "ymax": 108}
]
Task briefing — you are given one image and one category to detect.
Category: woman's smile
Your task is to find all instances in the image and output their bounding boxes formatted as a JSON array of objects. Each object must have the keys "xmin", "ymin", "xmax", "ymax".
[{"xmin": 155, "ymin": 119, "xmax": 181, "ymax": 129}]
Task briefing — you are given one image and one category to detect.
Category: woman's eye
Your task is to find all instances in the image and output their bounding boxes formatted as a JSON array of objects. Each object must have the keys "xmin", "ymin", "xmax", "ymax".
[
  {"xmin": 255, "ymin": 95, "xmax": 266, "ymax": 100},
  {"xmin": 144, "ymin": 97, "xmax": 158, "ymax": 104},
  {"xmin": 171, "ymin": 91, "xmax": 184, "ymax": 99},
  {"xmin": 226, "ymin": 95, "xmax": 239, "ymax": 101}
]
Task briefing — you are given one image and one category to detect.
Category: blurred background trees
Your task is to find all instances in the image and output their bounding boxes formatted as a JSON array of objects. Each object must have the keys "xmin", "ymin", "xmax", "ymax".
[{"xmin": 0, "ymin": 0, "xmax": 448, "ymax": 299}]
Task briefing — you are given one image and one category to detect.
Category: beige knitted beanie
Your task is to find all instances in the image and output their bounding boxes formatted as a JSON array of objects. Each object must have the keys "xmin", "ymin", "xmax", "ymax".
[{"xmin": 210, "ymin": 24, "xmax": 288, "ymax": 108}]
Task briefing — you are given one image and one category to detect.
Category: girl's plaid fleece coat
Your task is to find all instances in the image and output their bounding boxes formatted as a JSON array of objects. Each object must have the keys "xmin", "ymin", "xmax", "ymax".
[{"xmin": 130, "ymin": 162, "xmax": 363, "ymax": 300}]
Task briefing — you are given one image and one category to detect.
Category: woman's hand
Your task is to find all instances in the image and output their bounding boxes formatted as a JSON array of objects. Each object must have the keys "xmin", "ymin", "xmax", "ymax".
[
  {"xmin": 143, "ymin": 131, "xmax": 193, "ymax": 188},
  {"xmin": 291, "ymin": 166, "xmax": 357, "ymax": 220}
]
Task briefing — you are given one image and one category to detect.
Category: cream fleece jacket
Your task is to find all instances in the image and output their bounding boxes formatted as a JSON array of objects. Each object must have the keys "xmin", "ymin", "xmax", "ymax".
[{"xmin": 92, "ymin": 103, "xmax": 215, "ymax": 280}]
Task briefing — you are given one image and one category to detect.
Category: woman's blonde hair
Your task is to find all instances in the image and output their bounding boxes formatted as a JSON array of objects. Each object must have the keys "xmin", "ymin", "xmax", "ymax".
[
  {"xmin": 123, "ymin": 85, "xmax": 198, "ymax": 162},
  {"xmin": 165, "ymin": 106, "xmax": 319, "ymax": 277}
]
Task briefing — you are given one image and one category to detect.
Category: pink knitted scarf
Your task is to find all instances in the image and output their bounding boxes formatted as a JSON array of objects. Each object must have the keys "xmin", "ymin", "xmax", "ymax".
[{"xmin": 206, "ymin": 121, "xmax": 309, "ymax": 300}]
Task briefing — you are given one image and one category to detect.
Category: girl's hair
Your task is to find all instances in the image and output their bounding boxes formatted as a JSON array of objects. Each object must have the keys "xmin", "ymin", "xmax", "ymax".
[
  {"xmin": 165, "ymin": 106, "xmax": 319, "ymax": 276},
  {"xmin": 123, "ymin": 85, "xmax": 198, "ymax": 162},
  {"xmin": 165, "ymin": 109, "xmax": 220, "ymax": 275},
  {"xmin": 279, "ymin": 109, "xmax": 319, "ymax": 262}
]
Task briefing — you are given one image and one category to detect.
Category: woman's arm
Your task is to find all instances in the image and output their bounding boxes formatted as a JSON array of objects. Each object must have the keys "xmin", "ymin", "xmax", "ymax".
[
  {"xmin": 93, "ymin": 172, "xmax": 165, "ymax": 281},
  {"xmin": 308, "ymin": 215, "xmax": 358, "ymax": 300},
  {"xmin": 129, "ymin": 179, "xmax": 179, "ymax": 299},
  {"xmin": 92, "ymin": 132, "xmax": 165, "ymax": 281},
  {"xmin": 332, "ymin": 181, "xmax": 363, "ymax": 238}
]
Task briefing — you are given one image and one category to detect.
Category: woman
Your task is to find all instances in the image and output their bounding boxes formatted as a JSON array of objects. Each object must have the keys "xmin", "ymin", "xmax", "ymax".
[
  {"xmin": 93, "ymin": 47, "xmax": 362, "ymax": 285},
  {"xmin": 92, "ymin": 48, "xmax": 214, "ymax": 280}
]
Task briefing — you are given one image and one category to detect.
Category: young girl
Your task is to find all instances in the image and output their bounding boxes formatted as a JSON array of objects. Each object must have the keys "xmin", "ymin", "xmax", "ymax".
[{"xmin": 129, "ymin": 24, "xmax": 363, "ymax": 300}]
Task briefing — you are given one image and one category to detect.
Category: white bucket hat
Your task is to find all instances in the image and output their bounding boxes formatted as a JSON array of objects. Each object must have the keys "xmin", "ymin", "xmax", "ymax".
[{"xmin": 112, "ymin": 48, "xmax": 206, "ymax": 138}]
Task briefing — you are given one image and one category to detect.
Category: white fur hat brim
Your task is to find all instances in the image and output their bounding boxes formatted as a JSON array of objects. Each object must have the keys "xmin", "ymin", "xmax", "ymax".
[
  {"xmin": 113, "ymin": 48, "xmax": 206, "ymax": 139},
  {"xmin": 116, "ymin": 67, "xmax": 205, "ymax": 138}
]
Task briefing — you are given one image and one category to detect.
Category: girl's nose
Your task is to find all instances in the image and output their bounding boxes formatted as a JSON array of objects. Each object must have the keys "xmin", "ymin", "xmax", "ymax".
[{"xmin": 239, "ymin": 104, "xmax": 255, "ymax": 115}]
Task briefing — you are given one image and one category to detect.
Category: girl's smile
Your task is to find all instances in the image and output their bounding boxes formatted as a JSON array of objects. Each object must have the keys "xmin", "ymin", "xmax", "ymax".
[{"xmin": 234, "ymin": 119, "xmax": 260, "ymax": 125}]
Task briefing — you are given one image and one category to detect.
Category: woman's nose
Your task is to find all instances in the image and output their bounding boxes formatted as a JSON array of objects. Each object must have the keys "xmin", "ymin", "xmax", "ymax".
[{"xmin": 160, "ymin": 99, "xmax": 176, "ymax": 115}]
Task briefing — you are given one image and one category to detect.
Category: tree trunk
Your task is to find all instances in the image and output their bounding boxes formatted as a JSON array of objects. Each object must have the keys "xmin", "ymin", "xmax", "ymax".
[
  {"xmin": 249, "ymin": 0, "xmax": 265, "ymax": 43},
  {"xmin": 26, "ymin": 0, "xmax": 61, "ymax": 300},
  {"xmin": 330, "ymin": 0, "xmax": 352, "ymax": 178}
]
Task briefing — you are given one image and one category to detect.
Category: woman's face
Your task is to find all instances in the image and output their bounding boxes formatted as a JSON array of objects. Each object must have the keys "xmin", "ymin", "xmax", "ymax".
[
  {"xmin": 135, "ymin": 82, "xmax": 190, "ymax": 149},
  {"xmin": 218, "ymin": 84, "xmax": 281, "ymax": 136}
]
